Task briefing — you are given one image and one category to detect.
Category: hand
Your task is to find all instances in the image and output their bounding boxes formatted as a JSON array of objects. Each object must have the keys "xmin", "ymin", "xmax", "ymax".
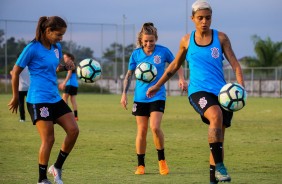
[
  {"xmin": 120, "ymin": 94, "xmax": 128, "ymax": 110},
  {"xmin": 179, "ymin": 79, "xmax": 188, "ymax": 92},
  {"xmin": 8, "ymin": 97, "xmax": 19, "ymax": 114},
  {"xmin": 58, "ymin": 83, "xmax": 65, "ymax": 90},
  {"xmin": 146, "ymin": 85, "xmax": 160, "ymax": 98}
]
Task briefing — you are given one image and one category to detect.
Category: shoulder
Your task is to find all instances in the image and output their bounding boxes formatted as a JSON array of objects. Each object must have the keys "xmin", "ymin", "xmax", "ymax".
[
  {"xmin": 20, "ymin": 40, "xmax": 38, "ymax": 57},
  {"xmin": 217, "ymin": 31, "xmax": 229, "ymax": 44},
  {"xmin": 180, "ymin": 33, "xmax": 190, "ymax": 49}
]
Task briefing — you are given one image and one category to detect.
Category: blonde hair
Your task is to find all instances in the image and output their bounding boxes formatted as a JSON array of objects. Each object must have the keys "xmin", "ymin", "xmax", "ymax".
[
  {"xmin": 192, "ymin": 0, "xmax": 212, "ymax": 16},
  {"xmin": 136, "ymin": 22, "xmax": 158, "ymax": 47}
]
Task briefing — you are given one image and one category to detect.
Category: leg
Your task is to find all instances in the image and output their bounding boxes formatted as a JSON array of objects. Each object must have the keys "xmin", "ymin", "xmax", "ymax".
[
  {"xmin": 205, "ymin": 105, "xmax": 230, "ymax": 182},
  {"xmin": 149, "ymin": 112, "xmax": 164, "ymax": 150},
  {"xmin": 209, "ymin": 125, "xmax": 226, "ymax": 183},
  {"xmin": 18, "ymin": 91, "xmax": 26, "ymax": 121},
  {"xmin": 70, "ymin": 95, "xmax": 77, "ymax": 111},
  {"xmin": 135, "ymin": 116, "xmax": 149, "ymax": 154},
  {"xmin": 70, "ymin": 95, "xmax": 78, "ymax": 120},
  {"xmin": 150, "ymin": 111, "xmax": 169, "ymax": 175},
  {"xmin": 134, "ymin": 116, "xmax": 149, "ymax": 174},
  {"xmin": 62, "ymin": 93, "xmax": 69, "ymax": 104},
  {"xmin": 56, "ymin": 112, "xmax": 79, "ymax": 153},
  {"xmin": 48, "ymin": 112, "xmax": 79, "ymax": 183},
  {"xmin": 36, "ymin": 120, "xmax": 55, "ymax": 165},
  {"xmin": 36, "ymin": 120, "xmax": 55, "ymax": 182}
]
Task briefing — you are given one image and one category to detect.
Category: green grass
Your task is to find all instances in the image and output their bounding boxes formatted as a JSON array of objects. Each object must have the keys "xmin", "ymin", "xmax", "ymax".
[{"xmin": 1, "ymin": 94, "xmax": 282, "ymax": 184}]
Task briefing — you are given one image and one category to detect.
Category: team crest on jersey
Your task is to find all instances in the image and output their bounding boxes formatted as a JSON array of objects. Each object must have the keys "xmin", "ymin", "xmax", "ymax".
[
  {"xmin": 132, "ymin": 103, "xmax": 137, "ymax": 112},
  {"xmin": 154, "ymin": 55, "xmax": 161, "ymax": 64},
  {"xmin": 211, "ymin": 47, "xmax": 219, "ymax": 59},
  {"xmin": 198, "ymin": 97, "xmax": 207, "ymax": 109},
  {"xmin": 54, "ymin": 49, "xmax": 59, "ymax": 59},
  {"xmin": 40, "ymin": 107, "xmax": 49, "ymax": 118}
]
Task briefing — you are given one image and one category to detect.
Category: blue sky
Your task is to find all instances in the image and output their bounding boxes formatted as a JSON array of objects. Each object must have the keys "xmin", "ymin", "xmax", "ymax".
[{"xmin": 0, "ymin": 0, "xmax": 281, "ymax": 59}]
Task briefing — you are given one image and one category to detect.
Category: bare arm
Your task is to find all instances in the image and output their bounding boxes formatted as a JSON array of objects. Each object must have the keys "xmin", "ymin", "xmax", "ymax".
[
  {"xmin": 220, "ymin": 32, "xmax": 245, "ymax": 87},
  {"xmin": 120, "ymin": 70, "xmax": 134, "ymax": 110},
  {"xmin": 147, "ymin": 35, "xmax": 189, "ymax": 97},
  {"xmin": 8, "ymin": 65, "xmax": 23, "ymax": 113},
  {"xmin": 59, "ymin": 70, "xmax": 72, "ymax": 90},
  {"xmin": 56, "ymin": 60, "xmax": 75, "ymax": 73},
  {"xmin": 176, "ymin": 66, "xmax": 188, "ymax": 92}
]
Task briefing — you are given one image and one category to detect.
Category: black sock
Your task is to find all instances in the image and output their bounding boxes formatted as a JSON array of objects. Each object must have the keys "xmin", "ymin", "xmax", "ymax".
[
  {"xmin": 137, "ymin": 154, "xmax": 145, "ymax": 166},
  {"xmin": 209, "ymin": 142, "xmax": 223, "ymax": 164},
  {"xmin": 38, "ymin": 164, "xmax": 48, "ymax": 182},
  {"xmin": 54, "ymin": 150, "xmax": 69, "ymax": 169},
  {"xmin": 210, "ymin": 165, "xmax": 217, "ymax": 182},
  {"xmin": 157, "ymin": 149, "xmax": 165, "ymax": 161},
  {"xmin": 74, "ymin": 110, "xmax": 78, "ymax": 118}
]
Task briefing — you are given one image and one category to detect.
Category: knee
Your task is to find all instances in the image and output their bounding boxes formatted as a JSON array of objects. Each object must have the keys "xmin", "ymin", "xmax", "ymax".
[
  {"xmin": 68, "ymin": 126, "xmax": 79, "ymax": 140},
  {"xmin": 42, "ymin": 136, "xmax": 55, "ymax": 147},
  {"xmin": 208, "ymin": 110, "xmax": 223, "ymax": 126},
  {"xmin": 150, "ymin": 125, "xmax": 161, "ymax": 135}
]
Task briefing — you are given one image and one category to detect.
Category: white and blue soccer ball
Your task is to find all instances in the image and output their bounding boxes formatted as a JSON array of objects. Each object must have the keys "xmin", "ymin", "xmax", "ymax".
[
  {"xmin": 218, "ymin": 83, "xmax": 247, "ymax": 112},
  {"xmin": 135, "ymin": 62, "xmax": 157, "ymax": 83},
  {"xmin": 77, "ymin": 58, "xmax": 102, "ymax": 83}
]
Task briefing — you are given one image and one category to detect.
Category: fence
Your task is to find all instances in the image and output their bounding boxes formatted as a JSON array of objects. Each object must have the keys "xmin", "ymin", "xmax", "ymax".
[{"xmin": 1, "ymin": 19, "xmax": 282, "ymax": 97}]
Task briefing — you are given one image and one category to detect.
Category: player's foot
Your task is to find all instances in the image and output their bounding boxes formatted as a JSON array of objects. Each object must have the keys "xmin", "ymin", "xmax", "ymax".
[
  {"xmin": 215, "ymin": 163, "xmax": 231, "ymax": 182},
  {"xmin": 135, "ymin": 165, "xmax": 145, "ymax": 175},
  {"xmin": 75, "ymin": 117, "xmax": 78, "ymax": 121},
  {"xmin": 48, "ymin": 165, "xmax": 63, "ymax": 184},
  {"xmin": 159, "ymin": 160, "xmax": 169, "ymax": 175},
  {"xmin": 19, "ymin": 119, "xmax": 25, "ymax": 122},
  {"xmin": 37, "ymin": 179, "xmax": 52, "ymax": 184}
]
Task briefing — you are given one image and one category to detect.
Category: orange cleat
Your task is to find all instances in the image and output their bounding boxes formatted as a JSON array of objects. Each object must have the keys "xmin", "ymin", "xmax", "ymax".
[
  {"xmin": 135, "ymin": 165, "xmax": 145, "ymax": 175},
  {"xmin": 159, "ymin": 160, "xmax": 169, "ymax": 175}
]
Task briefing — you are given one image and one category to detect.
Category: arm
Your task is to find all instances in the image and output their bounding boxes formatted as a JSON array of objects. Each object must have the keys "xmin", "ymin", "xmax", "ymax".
[
  {"xmin": 147, "ymin": 35, "xmax": 189, "ymax": 97},
  {"xmin": 120, "ymin": 70, "xmax": 134, "ymax": 110},
  {"xmin": 219, "ymin": 32, "xmax": 245, "ymax": 87},
  {"xmin": 176, "ymin": 66, "xmax": 188, "ymax": 92},
  {"xmin": 8, "ymin": 65, "xmax": 23, "ymax": 113},
  {"xmin": 56, "ymin": 60, "xmax": 75, "ymax": 73},
  {"xmin": 59, "ymin": 70, "xmax": 72, "ymax": 90}
]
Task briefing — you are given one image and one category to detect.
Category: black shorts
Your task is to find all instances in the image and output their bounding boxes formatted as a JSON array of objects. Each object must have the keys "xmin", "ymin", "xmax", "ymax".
[
  {"xmin": 189, "ymin": 91, "xmax": 233, "ymax": 128},
  {"xmin": 27, "ymin": 99, "xmax": 72, "ymax": 125},
  {"xmin": 64, "ymin": 85, "xmax": 78, "ymax": 95},
  {"xmin": 132, "ymin": 100, "xmax": 165, "ymax": 117}
]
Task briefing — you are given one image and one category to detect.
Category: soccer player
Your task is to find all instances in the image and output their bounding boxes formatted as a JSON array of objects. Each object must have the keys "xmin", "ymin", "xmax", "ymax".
[
  {"xmin": 59, "ymin": 52, "xmax": 79, "ymax": 121},
  {"xmin": 8, "ymin": 16, "xmax": 79, "ymax": 184},
  {"xmin": 120, "ymin": 22, "xmax": 187, "ymax": 175},
  {"xmin": 10, "ymin": 61, "xmax": 30, "ymax": 122},
  {"xmin": 146, "ymin": 0, "xmax": 245, "ymax": 183}
]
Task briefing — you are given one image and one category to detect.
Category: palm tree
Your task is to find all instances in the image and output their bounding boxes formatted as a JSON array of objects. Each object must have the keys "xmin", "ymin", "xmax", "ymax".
[{"xmin": 241, "ymin": 35, "xmax": 282, "ymax": 67}]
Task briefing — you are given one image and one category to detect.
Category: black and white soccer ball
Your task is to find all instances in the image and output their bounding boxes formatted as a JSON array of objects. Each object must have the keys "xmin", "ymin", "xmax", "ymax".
[
  {"xmin": 218, "ymin": 83, "xmax": 247, "ymax": 112},
  {"xmin": 135, "ymin": 62, "xmax": 157, "ymax": 83},
  {"xmin": 77, "ymin": 58, "xmax": 102, "ymax": 83}
]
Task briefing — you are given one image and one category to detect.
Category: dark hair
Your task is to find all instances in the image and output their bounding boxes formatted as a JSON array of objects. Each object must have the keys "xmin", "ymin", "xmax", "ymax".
[
  {"xmin": 137, "ymin": 22, "xmax": 158, "ymax": 47},
  {"xmin": 64, "ymin": 52, "xmax": 75, "ymax": 61},
  {"xmin": 35, "ymin": 16, "xmax": 67, "ymax": 41}
]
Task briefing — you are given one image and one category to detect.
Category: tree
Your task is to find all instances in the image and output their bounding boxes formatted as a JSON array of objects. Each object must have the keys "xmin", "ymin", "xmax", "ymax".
[
  {"xmin": 102, "ymin": 42, "xmax": 135, "ymax": 63},
  {"xmin": 241, "ymin": 35, "xmax": 282, "ymax": 67},
  {"xmin": 60, "ymin": 40, "xmax": 94, "ymax": 62}
]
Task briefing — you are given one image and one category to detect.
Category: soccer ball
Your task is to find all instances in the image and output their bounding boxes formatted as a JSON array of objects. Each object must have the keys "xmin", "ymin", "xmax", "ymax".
[
  {"xmin": 135, "ymin": 62, "xmax": 157, "ymax": 83},
  {"xmin": 218, "ymin": 83, "xmax": 247, "ymax": 112},
  {"xmin": 77, "ymin": 58, "xmax": 102, "ymax": 83}
]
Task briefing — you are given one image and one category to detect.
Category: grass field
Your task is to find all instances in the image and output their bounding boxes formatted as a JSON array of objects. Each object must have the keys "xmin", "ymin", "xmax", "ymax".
[{"xmin": 0, "ymin": 94, "xmax": 282, "ymax": 184}]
